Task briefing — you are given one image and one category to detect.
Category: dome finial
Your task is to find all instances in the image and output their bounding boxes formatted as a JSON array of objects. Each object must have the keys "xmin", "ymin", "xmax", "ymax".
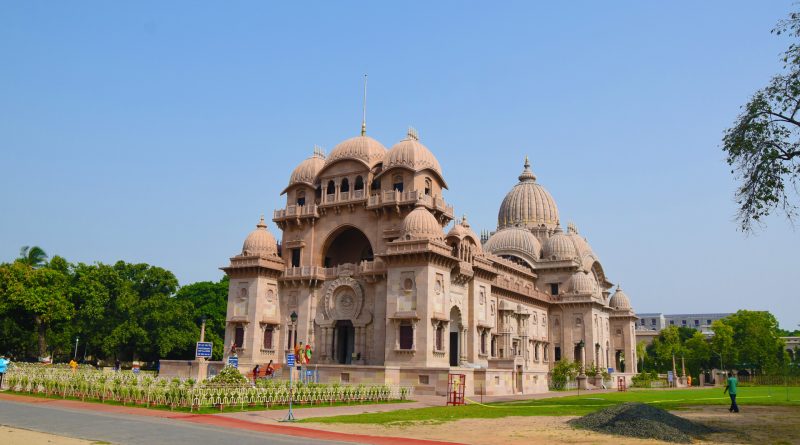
[
  {"xmin": 361, "ymin": 74, "xmax": 368, "ymax": 136},
  {"xmin": 461, "ymin": 213, "xmax": 469, "ymax": 227},
  {"xmin": 257, "ymin": 215, "xmax": 267, "ymax": 228},
  {"xmin": 518, "ymin": 155, "xmax": 537, "ymax": 182},
  {"xmin": 406, "ymin": 126, "xmax": 419, "ymax": 141}
]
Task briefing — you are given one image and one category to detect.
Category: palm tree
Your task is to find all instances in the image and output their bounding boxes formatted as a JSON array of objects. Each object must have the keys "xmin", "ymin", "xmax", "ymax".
[{"xmin": 18, "ymin": 245, "xmax": 48, "ymax": 268}]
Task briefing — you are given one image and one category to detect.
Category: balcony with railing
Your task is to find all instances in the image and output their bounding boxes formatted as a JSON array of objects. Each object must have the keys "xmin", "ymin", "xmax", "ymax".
[
  {"xmin": 366, "ymin": 189, "xmax": 454, "ymax": 219},
  {"xmin": 319, "ymin": 188, "xmax": 367, "ymax": 206},
  {"xmin": 281, "ymin": 260, "xmax": 386, "ymax": 282},
  {"xmin": 273, "ymin": 203, "xmax": 319, "ymax": 221}
]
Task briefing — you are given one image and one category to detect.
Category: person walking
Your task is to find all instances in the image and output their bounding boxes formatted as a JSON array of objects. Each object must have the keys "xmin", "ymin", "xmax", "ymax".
[
  {"xmin": 0, "ymin": 354, "xmax": 10, "ymax": 390},
  {"xmin": 252, "ymin": 364, "xmax": 260, "ymax": 384},
  {"xmin": 723, "ymin": 371, "xmax": 739, "ymax": 413}
]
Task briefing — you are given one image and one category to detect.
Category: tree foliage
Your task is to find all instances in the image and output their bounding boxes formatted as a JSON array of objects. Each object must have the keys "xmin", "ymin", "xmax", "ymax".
[
  {"xmin": 0, "ymin": 249, "xmax": 229, "ymax": 364},
  {"xmin": 723, "ymin": 10, "xmax": 800, "ymax": 231}
]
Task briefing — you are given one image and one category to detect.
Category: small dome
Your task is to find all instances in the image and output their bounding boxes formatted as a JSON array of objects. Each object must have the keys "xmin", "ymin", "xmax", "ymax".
[
  {"xmin": 400, "ymin": 204, "xmax": 444, "ymax": 241},
  {"xmin": 542, "ymin": 225, "xmax": 578, "ymax": 261},
  {"xmin": 242, "ymin": 216, "xmax": 278, "ymax": 257},
  {"xmin": 325, "ymin": 135, "xmax": 387, "ymax": 169},
  {"xmin": 566, "ymin": 223, "xmax": 594, "ymax": 258},
  {"xmin": 384, "ymin": 129, "xmax": 445, "ymax": 182},
  {"xmin": 569, "ymin": 270, "xmax": 598, "ymax": 295},
  {"xmin": 497, "ymin": 157, "xmax": 559, "ymax": 230},
  {"xmin": 283, "ymin": 148, "xmax": 325, "ymax": 193},
  {"xmin": 446, "ymin": 215, "xmax": 483, "ymax": 253},
  {"xmin": 609, "ymin": 285, "xmax": 631, "ymax": 310},
  {"xmin": 484, "ymin": 226, "xmax": 541, "ymax": 263}
]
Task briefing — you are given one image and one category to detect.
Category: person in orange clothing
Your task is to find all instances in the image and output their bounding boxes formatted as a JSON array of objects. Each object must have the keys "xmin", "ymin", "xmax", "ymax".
[{"xmin": 69, "ymin": 359, "xmax": 78, "ymax": 373}]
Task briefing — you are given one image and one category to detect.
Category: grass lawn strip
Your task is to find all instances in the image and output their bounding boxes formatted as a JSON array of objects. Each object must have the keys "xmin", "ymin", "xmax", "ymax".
[{"xmin": 300, "ymin": 386, "xmax": 800, "ymax": 425}]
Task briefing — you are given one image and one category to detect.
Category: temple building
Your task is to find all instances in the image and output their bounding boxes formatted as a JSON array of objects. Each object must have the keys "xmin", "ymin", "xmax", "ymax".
[{"xmin": 221, "ymin": 127, "xmax": 638, "ymax": 395}]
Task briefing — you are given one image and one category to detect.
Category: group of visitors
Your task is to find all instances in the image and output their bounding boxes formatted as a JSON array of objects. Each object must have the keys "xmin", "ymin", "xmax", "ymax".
[{"xmin": 251, "ymin": 360, "xmax": 275, "ymax": 383}]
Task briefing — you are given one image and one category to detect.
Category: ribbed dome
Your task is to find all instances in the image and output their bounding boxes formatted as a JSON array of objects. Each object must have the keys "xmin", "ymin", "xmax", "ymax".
[
  {"xmin": 241, "ymin": 216, "xmax": 278, "ymax": 257},
  {"xmin": 566, "ymin": 223, "xmax": 594, "ymax": 258},
  {"xmin": 484, "ymin": 227, "xmax": 541, "ymax": 262},
  {"xmin": 385, "ymin": 130, "xmax": 443, "ymax": 178},
  {"xmin": 325, "ymin": 135, "xmax": 387, "ymax": 168},
  {"xmin": 609, "ymin": 285, "xmax": 632, "ymax": 310},
  {"xmin": 400, "ymin": 204, "xmax": 444, "ymax": 240},
  {"xmin": 542, "ymin": 226, "xmax": 578, "ymax": 261},
  {"xmin": 284, "ymin": 149, "xmax": 325, "ymax": 193},
  {"xmin": 446, "ymin": 215, "xmax": 482, "ymax": 253},
  {"xmin": 569, "ymin": 270, "xmax": 598, "ymax": 295},
  {"xmin": 497, "ymin": 157, "xmax": 559, "ymax": 230}
]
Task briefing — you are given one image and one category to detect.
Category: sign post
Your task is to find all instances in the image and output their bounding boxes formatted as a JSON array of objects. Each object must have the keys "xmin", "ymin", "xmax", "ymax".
[
  {"xmin": 282, "ymin": 353, "xmax": 297, "ymax": 422},
  {"xmin": 195, "ymin": 342, "xmax": 213, "ymax": 359},
  {"xmin": 227, "ymin": 356, "xmax": 239, "ymax": 368}
]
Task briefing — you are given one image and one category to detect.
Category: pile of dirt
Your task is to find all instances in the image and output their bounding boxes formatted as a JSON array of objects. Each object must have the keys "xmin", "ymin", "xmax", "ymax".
[{"xmin": 568, "ymin": 402, "xmax": 717, "ymax": 443}]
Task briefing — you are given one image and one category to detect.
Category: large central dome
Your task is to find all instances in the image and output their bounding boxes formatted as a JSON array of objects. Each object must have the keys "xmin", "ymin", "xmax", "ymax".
[
  {"xmin": 497, "ymin": 157, "xmax": 559, "ymax": 230},
  {"xmin": 325, "ymin": 135, "xmax": 387, "ymax": 169}
]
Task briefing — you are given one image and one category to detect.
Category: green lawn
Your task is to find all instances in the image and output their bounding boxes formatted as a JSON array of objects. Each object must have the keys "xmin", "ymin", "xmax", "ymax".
[{"xmin": 300, "ymin": 386, "xmax": 800, "ymax": 425}]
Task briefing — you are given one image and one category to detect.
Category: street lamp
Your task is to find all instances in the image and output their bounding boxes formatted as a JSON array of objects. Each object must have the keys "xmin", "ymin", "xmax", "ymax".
[
  {"xmin": 73, "ymin": 336, "xmax": 79, "ymax": 360},
  {"xmin": 282, "ymin": 311, "xmax": 299, "ymax": 422}
]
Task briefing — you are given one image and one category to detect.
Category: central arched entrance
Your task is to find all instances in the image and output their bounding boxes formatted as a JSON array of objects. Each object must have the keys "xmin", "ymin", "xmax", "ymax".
[
  {"xmin": 334, "ymin": 320, "xmax": 355, "ymax": 364},
  {"xmin": 323, "ymin": 226, "xmax": 374, "ymax": 268},
  {"xmin": 449, "ymin": 306, "xmax": 462, "ymax": 367}
]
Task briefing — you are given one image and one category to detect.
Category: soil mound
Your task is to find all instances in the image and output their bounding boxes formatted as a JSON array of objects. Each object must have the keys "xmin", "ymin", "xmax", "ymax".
[{"xmin": 568, "ymin": 402, "xmax": 716, "ymax": 443}]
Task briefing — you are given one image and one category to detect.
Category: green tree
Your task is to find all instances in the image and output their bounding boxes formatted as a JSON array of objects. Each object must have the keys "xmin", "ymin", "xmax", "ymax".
[
  {"xmin": 723, "ymin": 10, "xmax": 800, "ymax": 231},
  {"xmin": 636, "ymin": 340, "xmax": 648, "ymax": 372},
  {"xmin": 650, "ymin": 326, "xmax": 686, "ymax": 372},
  {"xmin": 175, "ymin": 276, "xmax": 229, "ymax": 360},
  {"xmin": 683, "ymin": 331, "xmax": 711, "ymax": 378},
  {"xmin": 0, "ymin": 257, "xmax": 74, "ymax": 358},
  {"xmin": 17, "ymin": 246, "xmax": 48, "ymax": 268},
  {"xmin": 724, "ymin": 310, "xmax": 786, "ymax": 373},
  {"xmin": 711, "ymin": 319, "xmax": 736, "ymax": 371}
]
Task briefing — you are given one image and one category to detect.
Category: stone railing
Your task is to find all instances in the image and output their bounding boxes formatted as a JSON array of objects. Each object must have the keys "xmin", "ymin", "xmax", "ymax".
[
  {"xmin": 283, "ymin": 261, "xmax": 385, "ymax": 281},
  {"xmin": 367, "ymin": 189, "xmax": 454, "ymax": 217},
  {"xmin": 320, "ymin": 189, "xmax": 368, "ymax": 206},
  {"xmin": 273, "ymin": 204, "xmax": 319, "ymax": 220}
]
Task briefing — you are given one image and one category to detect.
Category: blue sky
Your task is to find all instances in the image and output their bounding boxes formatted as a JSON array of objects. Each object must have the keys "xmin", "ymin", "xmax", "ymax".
[{"xmin": 1, "ymin": 1, "xmax": 798, "ymax": 329}]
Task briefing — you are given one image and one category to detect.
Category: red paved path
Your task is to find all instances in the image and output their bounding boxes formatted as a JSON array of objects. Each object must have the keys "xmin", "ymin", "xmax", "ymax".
[{"xmin": 0, "ymin": 392, "xmax": 459, "ymax": 445}]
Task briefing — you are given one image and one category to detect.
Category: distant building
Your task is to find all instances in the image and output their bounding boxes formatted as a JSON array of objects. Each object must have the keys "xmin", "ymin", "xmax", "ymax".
[{"xmin": 635, "ymin": 312, "xmax": 733, "ymax": 345}]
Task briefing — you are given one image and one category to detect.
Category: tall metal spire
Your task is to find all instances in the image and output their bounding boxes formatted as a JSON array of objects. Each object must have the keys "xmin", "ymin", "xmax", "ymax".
[{"xmin": 361, "ymin": 74, "xmax": 368, "ymax": 136}]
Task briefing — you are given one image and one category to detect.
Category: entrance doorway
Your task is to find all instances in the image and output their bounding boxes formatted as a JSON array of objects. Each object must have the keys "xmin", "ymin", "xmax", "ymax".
[
  {"xmin": 334, "ymin": 320, "xmax": 355, "ymax": 364},
  {"xmin": 516, "ymin": 365, "xmax": 523, "ymax": 394},
  {"xmin": 449, "ymin": 307, "xmax": 462, "ymax": 367}
]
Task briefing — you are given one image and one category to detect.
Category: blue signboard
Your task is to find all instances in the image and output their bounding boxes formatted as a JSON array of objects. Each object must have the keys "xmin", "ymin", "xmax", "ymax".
[
  {"xmin": 227, "ymin": 356, "xmax": 239, "ymax": 368},
  {"xmin": 287, "ymin": 353, "xmax": 295, "ymax": 367},
  {"xmin": 196, "ymin": 342, "xmax": 213, "ymax": 358},
  {"xmin": 667, "ymin": 370, "xmax": 674, "ymax": 382}
]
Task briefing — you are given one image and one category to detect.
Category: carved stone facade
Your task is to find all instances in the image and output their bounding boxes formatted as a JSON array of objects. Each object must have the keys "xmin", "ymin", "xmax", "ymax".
[{"xmin": 222, "ymin": 129, "xmax": 638, "ymax": 395}]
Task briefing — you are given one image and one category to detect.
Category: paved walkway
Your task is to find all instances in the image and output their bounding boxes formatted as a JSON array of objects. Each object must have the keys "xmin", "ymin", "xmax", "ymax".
[{"xmin": 0, "ymin": 393, "xmax": 458, "ymax": 445}]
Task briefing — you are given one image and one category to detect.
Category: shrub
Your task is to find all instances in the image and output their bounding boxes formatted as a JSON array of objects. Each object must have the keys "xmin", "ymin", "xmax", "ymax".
[
  {"xmin": 551, "ymin": 360, "xmax": 580, "ymax": 390},
  {"xmin": 209, "ymin": 365, "xmax": 248, "ymax": 385},
  {"xmin": 631, "ymin": 370, "xmax": 659, "ymax": 388}
]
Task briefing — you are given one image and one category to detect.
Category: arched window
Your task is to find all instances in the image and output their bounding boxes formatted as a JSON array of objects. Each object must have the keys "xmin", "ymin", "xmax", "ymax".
[
  {"xmin": 263, "ymin": 326, "xmax": 274, "ymax": 350},
  {"xmin": 296, "ymin": 191, "xmax": 306, "ymax": 206},
  {"xmin": 234, "ymin": 326, "xmax": 244, "ymax": 349},
  {"xmin": 326, "ymin": 180, "xmax": 335, "ymax": 195},
  {"xmin": 393, "ymin": 175, "xmax": 404, "ymax": 192},
  {"xmin": 315, "ymin": 185, "xmax": 322, "ymax": 201},
  {"xmin": 354, "ymin": 176, "xmax": 364, "ymax": 191},
  {"xmin": 340, "ymin": 178, "xmax": 350, "ymax": 193},
  {"xmin": 424, "ymin": 177, "xmax": 432, "ymax": 195}
]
